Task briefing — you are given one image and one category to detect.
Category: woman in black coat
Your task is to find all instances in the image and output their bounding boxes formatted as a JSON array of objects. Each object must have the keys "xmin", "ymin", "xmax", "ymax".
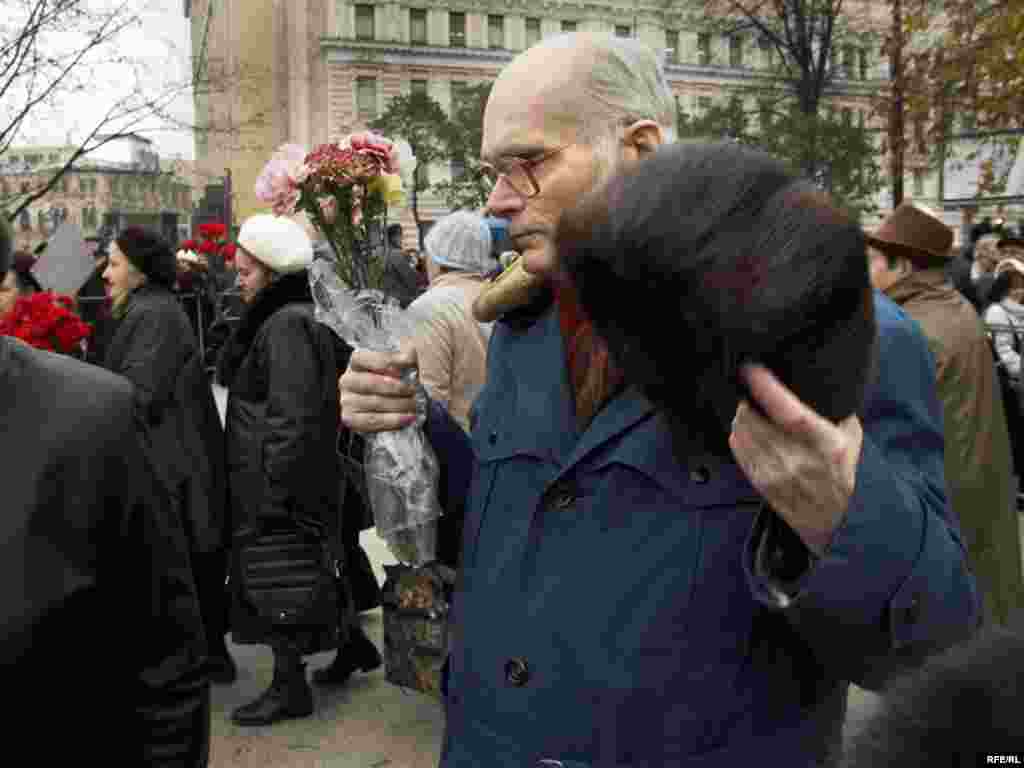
[
  {"xmin": 101, "ymin": 227, "xmax": 233, "ymax": 682},
  {"xmin": 218, "ymin": 214, "xmax": 380, "ymax": 727}
]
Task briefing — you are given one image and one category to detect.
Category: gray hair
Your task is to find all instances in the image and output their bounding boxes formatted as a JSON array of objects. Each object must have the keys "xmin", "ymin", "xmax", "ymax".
[
  {"xmin": 553, "ymin": 33, "xmax": 678, "ymax": 143},
  {"xmin": 424, "ymin": 211, "xmax": 493, "ymax": 274}
]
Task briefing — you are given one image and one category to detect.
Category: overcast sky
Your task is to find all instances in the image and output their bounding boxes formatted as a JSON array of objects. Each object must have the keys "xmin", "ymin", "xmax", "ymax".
[{"xmin": 26, "ymin": 0, "xmax": 195, "ymax": 160}]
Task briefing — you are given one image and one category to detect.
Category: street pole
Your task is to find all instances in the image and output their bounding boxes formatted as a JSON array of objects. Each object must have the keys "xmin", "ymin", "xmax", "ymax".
[{"xmin": 889, "ymin": 0, "xmax": 905, "ymax": 209}]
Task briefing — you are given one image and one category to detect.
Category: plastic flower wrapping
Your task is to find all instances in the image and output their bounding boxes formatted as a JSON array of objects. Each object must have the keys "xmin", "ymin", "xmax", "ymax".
[{"xmin": 309, "ymin": 259, "xmax": 441, "ymax": 566}]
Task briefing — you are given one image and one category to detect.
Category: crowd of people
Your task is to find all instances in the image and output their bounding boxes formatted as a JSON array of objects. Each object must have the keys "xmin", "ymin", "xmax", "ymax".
[{"xmin": 2, "ymin": 29, "xmax": 1024, "ymax": 768}]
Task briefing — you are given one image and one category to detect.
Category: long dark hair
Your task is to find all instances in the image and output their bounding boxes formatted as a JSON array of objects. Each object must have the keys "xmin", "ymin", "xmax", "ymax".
[{"xmin": 556, "ymin": 141, "xmax": 877, "ymax": 459}]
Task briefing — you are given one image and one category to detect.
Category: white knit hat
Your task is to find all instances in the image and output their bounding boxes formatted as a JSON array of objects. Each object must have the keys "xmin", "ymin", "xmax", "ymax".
[
  {"xmin": 238, "ymin": 214, "xmax": 313, "ymax": 274},
  {"xmin": 424, "ymin": 211, "xmax": 493, "ymax": 274}
]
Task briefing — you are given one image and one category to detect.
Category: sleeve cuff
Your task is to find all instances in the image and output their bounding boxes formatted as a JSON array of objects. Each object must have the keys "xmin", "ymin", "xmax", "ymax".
[{"xmin": 746, "ymin": 435, "xmax": 927, "ymax": 624}]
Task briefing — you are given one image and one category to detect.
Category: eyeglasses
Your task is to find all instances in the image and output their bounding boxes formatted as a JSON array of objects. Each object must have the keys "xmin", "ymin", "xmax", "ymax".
[{"xmin": 478, "ymin": 145, "xmax": 571, "ymax": 199}]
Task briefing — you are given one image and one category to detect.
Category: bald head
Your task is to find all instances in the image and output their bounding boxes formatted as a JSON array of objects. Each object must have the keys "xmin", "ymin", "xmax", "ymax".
[{"xmin": 483, "ymin": 33, "xmax": 676, "ymax": 159}]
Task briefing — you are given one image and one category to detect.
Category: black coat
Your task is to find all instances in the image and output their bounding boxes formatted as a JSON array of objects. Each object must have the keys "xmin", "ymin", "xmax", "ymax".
[
  {"xmin": 0, "ymin": 337, "xmax": 209, "ymax": 765},
  {"xmin": 218, "ymin": 272, "xmax": 343, "ymax": 646},
  {"xmin": 103, "ymin": 284, "xmax": 228, "ymax": 554}
]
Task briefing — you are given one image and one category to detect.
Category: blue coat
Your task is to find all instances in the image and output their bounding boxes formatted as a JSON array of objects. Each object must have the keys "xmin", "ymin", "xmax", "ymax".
[{"xmin": 425, "ymin": 290, "xmax": 979, "ymax": 768}]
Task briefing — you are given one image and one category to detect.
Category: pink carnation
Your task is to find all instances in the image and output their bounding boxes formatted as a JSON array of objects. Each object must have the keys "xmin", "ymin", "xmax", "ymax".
[
  {"xmin": 349, "ymin": 132, "xmax": 397, "ymax": 174},
  {"xmin": 255, "ymin": 143, "xmax": 309, "ymax": 216}
]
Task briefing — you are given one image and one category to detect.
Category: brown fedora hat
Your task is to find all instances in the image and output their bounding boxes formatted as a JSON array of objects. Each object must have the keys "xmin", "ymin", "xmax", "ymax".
[{"xmin": 866, "ymin": 201, "xmax": 953, "ymax": 268}]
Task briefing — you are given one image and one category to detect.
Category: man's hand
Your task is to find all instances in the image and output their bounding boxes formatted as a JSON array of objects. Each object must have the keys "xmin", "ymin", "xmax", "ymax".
[
  {"xmin": 339, "ymin": 347, "xmax": 419, "ymax": 434},
  {"xmin": 729, "ymin": 364, "xmax": 864, "ymax": 556}
]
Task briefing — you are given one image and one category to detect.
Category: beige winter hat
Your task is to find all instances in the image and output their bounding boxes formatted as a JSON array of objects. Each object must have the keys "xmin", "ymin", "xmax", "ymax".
[{"xmin": 237, "ymin": 214, "xmax": 313, "ymax": 274}]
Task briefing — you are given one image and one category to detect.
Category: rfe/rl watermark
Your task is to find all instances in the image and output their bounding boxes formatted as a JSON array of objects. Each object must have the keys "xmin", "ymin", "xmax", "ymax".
[{"xmin": 984, "ymin": 755, "xmax": 1024, "ymax": 765}]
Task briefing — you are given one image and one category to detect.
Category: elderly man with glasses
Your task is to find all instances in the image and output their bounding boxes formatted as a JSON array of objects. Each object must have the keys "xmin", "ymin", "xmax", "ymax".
[{"xmin": 339, "ymin": 33, "xmax": 978, "ymax": 768}]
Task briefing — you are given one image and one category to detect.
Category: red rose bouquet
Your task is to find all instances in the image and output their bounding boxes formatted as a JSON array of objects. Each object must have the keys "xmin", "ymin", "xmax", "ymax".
[
  {"xmin": 255, "ymin": 133, "xmax": 415, "ymax": 290},
  {"xmin": 0, "ymin": 292, "xmax": 92, "ymax": 356}
]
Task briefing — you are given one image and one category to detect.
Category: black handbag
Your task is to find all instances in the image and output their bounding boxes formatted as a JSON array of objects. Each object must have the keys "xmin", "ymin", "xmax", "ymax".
[{"xmin": 233, "ymin": 521, "xmax": 341, "ymax": 628}]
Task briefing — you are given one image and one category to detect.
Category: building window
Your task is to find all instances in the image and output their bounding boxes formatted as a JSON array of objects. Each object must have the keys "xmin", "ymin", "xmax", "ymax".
[
  {"xmin": 488, "ymin": 15, "xmax": 504, "ymax": 49},
  {"xmin": 525, "ymin": 18, "xmax": 541, "ymax": 48},
  {"xmin": 698, "ymin": 33, "xmax": 711, "ymax": 66},
  {"xmin": 411, "ymin": 79, "xmax": 428, "ymax": 98},
  {"xmin": 615, "ymin": 25, "xmax": 631, "ymax": 39},
  {"xmin": 357, "ymin": 76, "xmax": 378, "ymax": 119},
  {"xmin": 561, "ymin": 20, "xmax": 576, "ymax": 33},
  {"xmin": 410, "ymin": 9, "xmax": 427, "ymax": 44},
  {"xmin": 729, "ymin": 35, "xmax": 743, "ymax": 68},
  {"xmin": 665, "ymin": 30, "xmax": 679, "ymax": 64},
  {"xmin": 859, "ymin": 48, "xmax": 868, "ymax": 81},
  {"xmin": 913, "ymin": 170, "xmax": 925, "ymax": 197},
  {"xmin": 449, "ymin": 12, "xmax": 465, "ymax": 47},
  {"xmin": 355, "ymin": 5, "xmax": 374, "ymax": 41}
]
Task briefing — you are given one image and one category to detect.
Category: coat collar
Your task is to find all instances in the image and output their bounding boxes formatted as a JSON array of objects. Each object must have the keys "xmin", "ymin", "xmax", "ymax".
[
  {"xmin": 495, "ymin": 301, "xmax": 655, "ymax": 470},
  {"xmin": 216, "ymin": 271, "xmax": 311, "ymax": 387},
  {"xmin": 883, "ymin": 268, "xmax": 952, "ymax": 306}
]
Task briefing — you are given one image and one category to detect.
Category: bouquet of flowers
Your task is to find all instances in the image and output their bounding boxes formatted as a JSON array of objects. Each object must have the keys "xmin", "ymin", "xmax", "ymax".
[
  {"xmin": 178, "ymin": 222, "xmax": 237, "ymax": 273},
  {"xmin": 257, "ymin": 133, "xmax": 440, "ymax": 567},
  {"xmin": 0, "ymin": 292, "xmax": 92, "ymax": 355},
  {"xmin": 254, "ymin": 133, "xmax": 414, "ymax": 290}
]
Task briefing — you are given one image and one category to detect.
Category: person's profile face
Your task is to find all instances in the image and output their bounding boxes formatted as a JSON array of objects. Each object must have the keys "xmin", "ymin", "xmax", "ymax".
[
  {"xmin": 102, "ymin": 242, "xmax": 145, "ymax": 303},
  {"xmin": 234, "ymin": 246, "xmax": 273, "ymax": 304},
  {"xmin": 481, "ymin": 59, "xmax": 612, "ymax": 278}
]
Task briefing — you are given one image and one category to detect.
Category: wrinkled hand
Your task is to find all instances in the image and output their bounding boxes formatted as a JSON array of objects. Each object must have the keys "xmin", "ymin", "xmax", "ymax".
[
  {"xmin": 729, "ymin": 364, "xmax": 864, "ymax": 556},
  {"xmin": 339, "ymin": 347, "xmax": 419, "ymax": 434}
]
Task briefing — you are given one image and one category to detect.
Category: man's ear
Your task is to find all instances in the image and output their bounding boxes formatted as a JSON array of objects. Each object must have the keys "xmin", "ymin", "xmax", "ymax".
[{"xmin": 622, "ymin": 120, "xmax": 665, "ymax": 157}]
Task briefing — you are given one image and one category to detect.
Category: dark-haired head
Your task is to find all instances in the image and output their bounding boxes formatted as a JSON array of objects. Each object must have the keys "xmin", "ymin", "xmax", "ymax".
[
  {"xmin": 114, "ymin": 227, "xmax": 176, "ymax": 289},
  {"xmin": 0, "ymin": 214, "xmax": 12, "ymax": 276},
  {"xmin": 556, "ymin": 141, "xmax": 877, "ymax": 459}
]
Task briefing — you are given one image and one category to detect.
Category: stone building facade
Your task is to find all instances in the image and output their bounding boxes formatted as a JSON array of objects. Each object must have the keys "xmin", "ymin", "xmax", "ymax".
[
  {"xmin": 190, "ymin": 0, "xmax": 940, "ymax": 239},
  {"xmin": 0, "ymin": 135, "xmax": 196, "ymax": 253}
]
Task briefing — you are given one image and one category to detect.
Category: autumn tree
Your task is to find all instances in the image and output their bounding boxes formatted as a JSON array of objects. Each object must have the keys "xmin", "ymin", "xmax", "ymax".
[
  {"xmin": 434, "ymin": 81, "xmax": 494, "ymax": 212},
  {"xmin": 673, "ymin": 0, "xmax": 882, "ymax": 210},
  {"xmin": 896, "ymin": 0, "xmax": 1024, "ymax": 196},
  {"xmin": 370, "ymin": 91, "xmax": 453, "ymax": 247}
]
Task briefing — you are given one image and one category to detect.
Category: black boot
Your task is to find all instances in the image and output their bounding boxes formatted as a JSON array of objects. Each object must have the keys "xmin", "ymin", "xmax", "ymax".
[
  {"xmin": 231, "ymin": 644, "xmax": 313, "ymax": 726},
  {"xmin": 207, "ymin": 636, "xmax": 238, "ymax": 685},
  {"xmin": 312, "ymin": 625, "xmax": 382, "ymax": 686}
]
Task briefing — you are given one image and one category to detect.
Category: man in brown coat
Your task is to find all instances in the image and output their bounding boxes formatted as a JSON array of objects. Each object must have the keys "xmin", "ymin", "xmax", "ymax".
[{"xmin": 869, "ymin": 201, "xmax": 1023, "ymax": 625}]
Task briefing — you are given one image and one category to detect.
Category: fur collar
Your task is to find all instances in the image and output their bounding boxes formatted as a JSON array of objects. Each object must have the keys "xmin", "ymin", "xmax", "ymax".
[{"xmin": 216, "ymin": 271, "xmax": 311, "ymax": 387}]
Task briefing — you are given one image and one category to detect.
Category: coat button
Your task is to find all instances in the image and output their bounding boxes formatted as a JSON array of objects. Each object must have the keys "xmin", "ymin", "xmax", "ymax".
[
  {"xmin": 504, "ymin": 657, "xmax": 530, "ymax": 687},
  {"xmin": 544, "ymin": 480, "xmax": 578, "ymax": 512},
  {"xmin": 488, "ymin": 431, "xmax": 498, "ymax": 445},
  {"xmin": 690, "ymin": 465, "xmax": 711, "ymax": 484},
  {"xmin": 903, "ymin": 595, "xmax": 922, "ymax": 625}
]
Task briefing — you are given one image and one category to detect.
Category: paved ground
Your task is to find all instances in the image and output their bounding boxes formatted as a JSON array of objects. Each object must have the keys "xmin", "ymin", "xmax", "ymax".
[{"xmin": 210, "ymin": 529, "xmax": 445, "ymax": 768}]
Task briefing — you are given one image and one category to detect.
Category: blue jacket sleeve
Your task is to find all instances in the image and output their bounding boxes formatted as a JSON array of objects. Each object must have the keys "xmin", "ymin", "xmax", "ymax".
[{"xmin": 745, "ymin": 292, "xmax": 981, "ymax": 690}]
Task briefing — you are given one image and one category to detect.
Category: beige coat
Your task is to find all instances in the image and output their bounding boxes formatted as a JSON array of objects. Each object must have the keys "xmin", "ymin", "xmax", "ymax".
[
  {"xmin": 886, "ymin": 269, "xmax": 1023, "ymax": 624},
  {"xmin": 409, "ymin": 271, "xmax": 492, "ymax": 432}
]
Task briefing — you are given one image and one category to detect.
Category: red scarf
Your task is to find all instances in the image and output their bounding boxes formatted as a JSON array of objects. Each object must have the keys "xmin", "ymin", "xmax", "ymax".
[{"xmin": 553, "ymin": 278, "xmax": 626, "ymax": 430}]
